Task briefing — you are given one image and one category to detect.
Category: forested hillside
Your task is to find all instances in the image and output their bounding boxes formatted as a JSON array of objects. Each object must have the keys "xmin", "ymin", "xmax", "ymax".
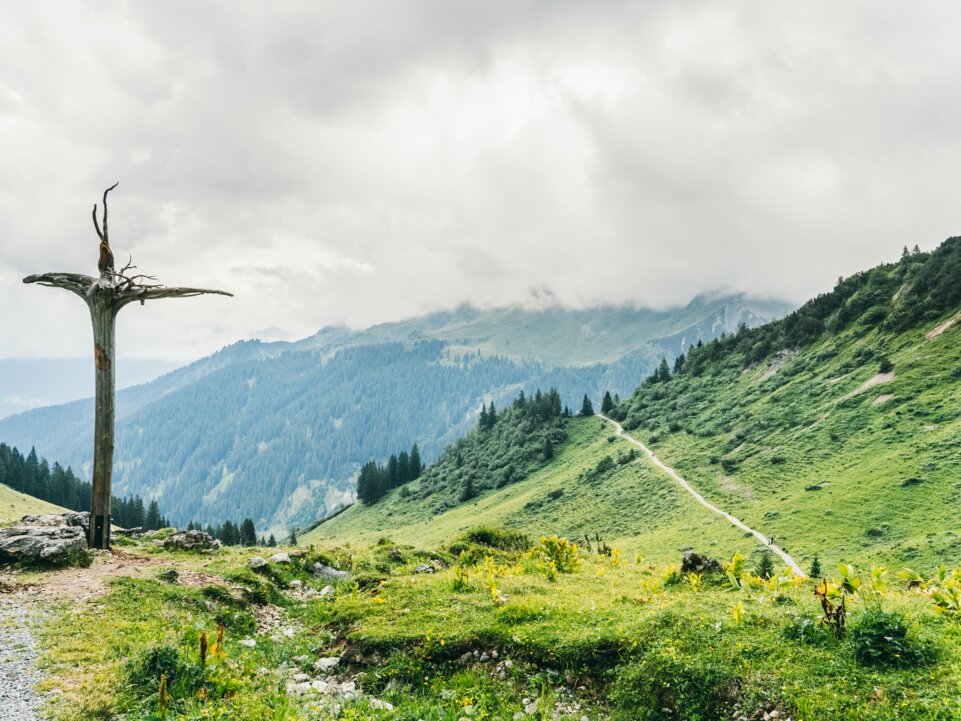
[
  {"xmin": 1, "ymin": 297, "xmax": 784, "ymax": 535},
  {"xmin": 310, "ymin": 238, "xmax": 961, "ymax": 570}
]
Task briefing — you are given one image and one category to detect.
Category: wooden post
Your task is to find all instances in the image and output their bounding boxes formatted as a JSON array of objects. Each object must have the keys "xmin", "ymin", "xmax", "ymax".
[
  {"xmin": 89, "ymin": 287, "xmax": 117, "ymax": 548},
  {"xmin": 23, "ymin": 185, "xmax": 231, "ymax": 550}
]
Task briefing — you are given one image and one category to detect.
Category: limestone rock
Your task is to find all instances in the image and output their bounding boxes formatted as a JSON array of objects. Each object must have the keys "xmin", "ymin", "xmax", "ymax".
[
  {"xmin": 163, "ymin": 530, "xmax": 221, "ymax": 551},
  {"xmin": 413, "ymin": 563, "xmax": 434, "ymax": 574},
  {"xmin": 20, "ymin": 511, "xmax": 90, "ymax": 534},
  {"xmin": 0, "ymin": 524, "xmax": 87, "ymax": 564},
  {"xmin": 249, "ymin": 556, "xmax": 269, "ymax": 570},
  {"xmin": 271, "ymin": 552, "xmax": 292, "ymax": 564},
  {"xmin": 311, "ymin": 563, "xmax": 352, "ymax": 580}
]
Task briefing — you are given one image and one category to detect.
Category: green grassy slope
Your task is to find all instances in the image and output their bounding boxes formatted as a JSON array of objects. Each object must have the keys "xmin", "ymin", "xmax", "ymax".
[
  {"xmin": 306, "ymin": 417, "xmax": 762, "ymax": 565},
  {"xmin": 0, "ymin": 482, "xmax": 68, "ymax": 525},
  {"xmin": 308, "ymin": 239, "xmax": 961, "ymax": 574}
]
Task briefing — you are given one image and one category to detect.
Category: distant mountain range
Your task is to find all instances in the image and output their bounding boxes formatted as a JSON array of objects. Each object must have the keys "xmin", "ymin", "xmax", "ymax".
[{"xmin": 0, "ymin": 294, "xmax": 791, "ymax": 535}]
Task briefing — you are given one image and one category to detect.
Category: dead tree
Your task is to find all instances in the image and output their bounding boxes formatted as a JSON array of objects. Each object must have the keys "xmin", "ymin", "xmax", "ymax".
[{"xmin": 23, "ymin": 184, "xmax": 232, "ymax": 549}]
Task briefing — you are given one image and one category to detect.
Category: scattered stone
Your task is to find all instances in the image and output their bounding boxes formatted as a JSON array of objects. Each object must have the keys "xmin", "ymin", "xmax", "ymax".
[
  {"xmin": 163, "ymin": 530, "xmax": 221, "ymax": 551},
  {"xmin": 248, "ymin": 556, "xmax": 268, "ymax": 570},
  {"xmin": 311, "ymin": 563, "xmax": 352, "ymax": 580},
  {"xmin": 319, "ymin": 585, "xmax": 335, "ymax": 598},
  {"xmin": 314, "ymin": 656, "xmax": 340, "ymax": 673},
  {"xmin": 680, "ymin": 550, "xmax": 721, "ymax": 574},
  {"xmin": 291, "ymin": 673, "xmax": 310, "ymax": 683},
  {"xmin": 311, "ymin": 678, "xmax": 330, "ymax": 693},
  {"xmin": 370, "ymin": 698, "xmax": 395, "ymax": 711},
  {"xmin": 479, "ymin": 653, "xmax": 490, "ymax": 662},
  {"xmin": 289, "ymin": 579, "xmax": 303, "ymax": 589},
  {"xmin": 271, "ymin": 552, "xmax": 292, "ymax": 564},
  {"xmin": 115, "ymin": 526, "xmax": 145, "ymax": 539},
  {"xmin": 413, "ymin": 563, "xmax": 434, "ymax": 574},
  {"xmin": 238, "ymin": 638, "xmax": 257, "ymax": 648},
  {"xmin": 0, "ymin": 524, "xmax": 87, "ymax": 564}
]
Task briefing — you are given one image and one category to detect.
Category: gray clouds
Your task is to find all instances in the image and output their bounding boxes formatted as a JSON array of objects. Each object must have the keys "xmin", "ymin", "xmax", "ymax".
[{"xmin": 2, "ymin": 1, "xmax": 960, "ymax": 360}]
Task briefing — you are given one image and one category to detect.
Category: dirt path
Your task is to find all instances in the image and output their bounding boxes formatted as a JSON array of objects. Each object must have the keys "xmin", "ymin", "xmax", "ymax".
[{"xmin": 598, "ymin": 414, "xmax": 804, "ymax": 575}]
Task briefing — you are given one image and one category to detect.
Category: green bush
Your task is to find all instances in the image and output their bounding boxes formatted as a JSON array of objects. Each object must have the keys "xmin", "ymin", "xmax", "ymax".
[
  {"xmin": 850, "ymin": 610, "xmax": 926, "ymax": 666},
  {"xmin": 455, "ymin": 526, "xmax": 532, "ymax": 552}
]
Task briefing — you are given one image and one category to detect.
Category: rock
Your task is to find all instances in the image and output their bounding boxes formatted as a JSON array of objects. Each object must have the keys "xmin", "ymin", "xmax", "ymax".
[
  {"xmin": 249, "ymin": 556, "xmax": 269, "ymax": 570},
  {"xmin": 163, "ymin": 530, "xmax": 221, "ymax": 551},
  {"xmin": 238, "ymin": 639, "xmax": 257, "ymax": 648},
  {"xmin": 286, "ymin": 681, "xmax": 311, "ymax": 695},
  {"xmin": 314, "ymin": 656, "xmax": 340, "ymax": 673},
  {"xmin": 370, "ymin": 698, "xmax": 395, "ymax": 711},
  {"xmin": 271, "ymin": 552, "xmax": 292, "ymax": 564},
  {"xmin": 311, "ymin": 563, "xmax": 352, "ymax": 580},
  {"xmin": 291, "ymin": 673, "xmax": 309, "ymax": 683},
  {"xmin": 513, "ymin": 713, "xmax": 526, "ymax": 721},
  {"xmin": 0, "ymin": 524, "xmax": 87, "ymax": 564},
  {"xmin": 115, "ymin": 526, "xmax": 145, "ymax": 538},
  {"xmin": 413, "ymin": 563, "xmax": 434, "ymax": 574},
  {"xmin": 319, "ymin": 585, "xmax": 335, "ymax": 598},
  {"xmin": 289, "ymin": 579, "xmax": 303, "ymax": 589},
  {"xmin": 311, "ymin": 678, "xmax": 329, "ymax": 693},
  {"xmin": 680, "ymin": 550, "xmax": 722, "ymax": 574},
  {"xmin": 20, "ymin": 511, "xmax": 90, "ymax": 534}
]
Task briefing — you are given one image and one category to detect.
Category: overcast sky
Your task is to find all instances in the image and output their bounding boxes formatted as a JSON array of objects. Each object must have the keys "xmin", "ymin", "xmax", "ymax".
[{"xmin": 2, "ymin": 1, "xmax": 960, "ymax": 361}]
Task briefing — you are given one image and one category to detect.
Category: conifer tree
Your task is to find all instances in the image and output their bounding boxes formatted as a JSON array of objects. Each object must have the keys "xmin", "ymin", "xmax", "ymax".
[
  {"xmin": 240, "ymin": 518, "xmax": 257, "ymax": 546},
  {"xmin": 268, "ymin": 533, "xmax": 277, "ymax": 547},
  {"xmin": 397, "ymin": 451, "xmax": 410, "ymax": 486},
  {"xmin": 409, "ymin": 444, "xmax": 422, "ymax": 480},
  {"xmin": 579, "ymin": 394, "xmax": 594, "ymax": 416},
  {"xmin": 288, "ymin": 528, "xmax": 298, "ymax": 545},
  {"xmin": 145, "ymin": 500, "xmax": 161, "ymax": 530},
  {"xmin": 600, "ymin": 391, "xmax": 614, "ymax": 413}
]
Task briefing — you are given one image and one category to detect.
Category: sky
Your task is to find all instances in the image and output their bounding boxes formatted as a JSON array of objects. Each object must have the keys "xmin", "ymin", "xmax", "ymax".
[{"xmin": 2, "ymin": 1, "xmax": 960, "ymax": 362}]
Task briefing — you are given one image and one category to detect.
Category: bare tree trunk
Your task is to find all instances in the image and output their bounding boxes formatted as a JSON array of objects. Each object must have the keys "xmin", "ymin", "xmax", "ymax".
[{"xmin": 88, "ymin": 286, "xmax": 117, "ymax": 549}]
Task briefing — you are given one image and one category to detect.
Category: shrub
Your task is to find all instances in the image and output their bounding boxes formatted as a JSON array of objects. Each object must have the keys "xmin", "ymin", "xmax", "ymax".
[
  {"xmin": 127, "ymin": 645, "xmax": 199, "ymax": 695},
  {"xmin": 850, "ymin": 610, "xmax": 925, "ymax": 666},
  {"xmin": 455, "ymin": 526, "xmax": 532, "ymax": 552},
  {"xmin": 535, "ymin": 535, "xmax": 580, "ymax": 574}
]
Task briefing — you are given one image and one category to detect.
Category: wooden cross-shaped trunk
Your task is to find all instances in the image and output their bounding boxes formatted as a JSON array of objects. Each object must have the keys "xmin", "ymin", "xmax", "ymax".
[{"xmin": 23, "ymin": 185, "xmax": 231, "ymax": 549}]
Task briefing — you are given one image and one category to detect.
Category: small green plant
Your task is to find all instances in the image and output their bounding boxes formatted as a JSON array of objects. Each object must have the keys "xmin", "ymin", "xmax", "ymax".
[{"xmin": 535, "ymin": 535, "xmax": 580, "ymax": 574}]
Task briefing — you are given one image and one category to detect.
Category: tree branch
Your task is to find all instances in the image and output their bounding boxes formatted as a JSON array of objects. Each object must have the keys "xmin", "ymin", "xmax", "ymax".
[
  {"xmin": 101, "ymin": 182, "xmax": 118, "ymax": 245},
  {"xmin": 92, "ymin": 205, "xmax": 103, "ymax": 241},
  {"xmin": 117, "ymin": 285, "xmax": 234, "ymax": 307},
  {"xmin": 23, "ymin": 272, "xmax": 96, "ymax": 299}
]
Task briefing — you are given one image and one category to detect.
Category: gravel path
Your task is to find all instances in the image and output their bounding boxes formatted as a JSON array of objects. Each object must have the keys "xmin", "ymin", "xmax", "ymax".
[
  {"xmin": 0, "ymin": 596, "xmax": 46, "ymax": 721},
  {"xmin": 598, "ymin": 414, "xmax": 804, "ymax": 575}
]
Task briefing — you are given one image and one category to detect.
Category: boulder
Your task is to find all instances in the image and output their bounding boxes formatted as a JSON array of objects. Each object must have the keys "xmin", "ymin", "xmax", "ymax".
[
  {"xmin": 314, "ymin": 656, "xmax": 340, "ymax": 673},
  {"xmin": 270, "ymin": 552, "xmax": 292, "ymax": 564},
  {"xmin": 319, "ymin": 585, "xmax": 335, "ymax": 598},
  {"xmin": 413, "ymin": 563, "xmax": 435, "ymax": 574},
  {"xmin": 249, "ymin": 556, "xmax": 269, "ymax": 570},
  {"xmin": 20, "ymin": 511, "xmax": 90, "ymax": 535},
  {"xmin": 115, "ymin": 526, "xmax": 146, "ymax": 539},
  {"xmin": 0, "ymin": 525, "xmax": 87, "ymax": 564},
  {"xmin": 680, "ymin": 550, "xmax": 722, "ymax": 574},
  {"xmin": 310, "ymin": 563, "xmax": 352, "ymax": 580},
  {"xmin": 163, "ymin": 530, "xmax": 221, "ymax": 551}
]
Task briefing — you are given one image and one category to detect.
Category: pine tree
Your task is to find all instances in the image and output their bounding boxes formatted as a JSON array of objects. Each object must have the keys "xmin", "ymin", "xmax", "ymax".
[
  {"xmin": 397, "ymin": 451, "xmax": 410, "ymax": 486},
  {"xmin": 656, "ymin": 358, "xmax": 671, "ymax": 383},
  {"xmin": 240, "ymin": 518, "xmax": 257, "ymax": 546},
  {"xmin": 387, "ymin": 454, "xmax": 399, "ymax": 488},
  {"xmin": 145, "ymin": 500, "xmax": 162, "ymax": 530},
  {"xmin": 288, "ymin": 528, "xmax": 298, "ymax": 545},
  {"xmin": 409, "ymin": 444, "xmax": 422, "ymax": 480},
  {"xmin": 755, "ymin": 552, "xmax": 775, "ymax": 580},
  {"xmin": 542, "ymin": 437, "xmax": 554, "ymax": 460},
  {"xmin": 268, "ymin": 533, "xmax": 277, "ymax": 547},
  {"xmin": 487, "ymin": 401, "xmax": 498, "ymax": 428},
  {"xmin": 579, "ymin": 394, "xmax": 594, "ymax": 417},
  {"xmin": 600, "ymin": 391, "xmax": 614, "ymax": 413},
  {"xmin": 809, "ymin": 554, "xmax": 822, "ymax": 579},
  {"xmin": 479, "ymin": 403, "xmax": 489, "ymax": 430}
]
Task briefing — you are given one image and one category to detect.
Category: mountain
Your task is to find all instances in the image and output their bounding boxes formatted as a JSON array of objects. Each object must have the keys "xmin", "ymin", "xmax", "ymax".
[
  {"xmin": 306, "ymin": 239, "xmax": 961, "ymax": 571},
  {"xmin": 0, "ymin": 358, "xmax": 179, "ymax": 420},
  {"xmin": 0, "ymin": 294, "xmax": 787, "ymax": 535}
]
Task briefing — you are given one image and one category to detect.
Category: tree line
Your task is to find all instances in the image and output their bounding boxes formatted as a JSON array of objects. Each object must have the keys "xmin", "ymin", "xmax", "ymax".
[
  {"xmin": 184, "ymin": 518, "xmax": 277, "ymax": 547},
  {"xmin": 356, "ymin": 442, "xmax": 424, "ymax": 504},
  {"xmin": 0, "ymin": 442, "xmax": 169, "ymax": 530}
]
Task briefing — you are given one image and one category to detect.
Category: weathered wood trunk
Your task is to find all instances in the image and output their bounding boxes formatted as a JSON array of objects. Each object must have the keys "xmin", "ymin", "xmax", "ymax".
[{"xmin": 88, "ymin": 284, "xmax": 117, "ymax": 549}]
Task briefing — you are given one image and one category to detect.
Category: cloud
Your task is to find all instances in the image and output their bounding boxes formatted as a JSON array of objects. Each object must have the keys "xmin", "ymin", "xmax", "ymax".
[{"xmin": 2, "ymin": 1, "xmax": 960, "ymax": 360}]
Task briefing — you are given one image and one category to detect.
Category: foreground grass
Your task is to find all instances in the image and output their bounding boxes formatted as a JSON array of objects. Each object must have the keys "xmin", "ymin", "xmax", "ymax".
[{"xmin": 25, "ymin": 532, "xmax": 961, "ymax": 721}]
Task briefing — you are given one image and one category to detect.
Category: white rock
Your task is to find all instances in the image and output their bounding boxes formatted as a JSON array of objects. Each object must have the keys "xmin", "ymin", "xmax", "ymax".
[
  {"xmin": 319, "ymin": 585, "xmax": 336, "ymax": 598},
  {"xmin": 311, "ymin": 679, "xmax": 330, "ymax": 693},
  {"xmin": 291, "ymin": 673, "xmax": 310, "ymax": 682},
  {"xmin": 370, "ymin": 698, "xmax": 395, "ymax": 711},
  {"xmin": 314, "ymin": 656, "xmax": 341, "ymax": 672},
  {"xmin": 248, "ymin": 556, "xmax": 268, "ymax": 569},
  {"xmin": 271, "ymin": 552, "xmax": 292, "ymax": 564},
  {"xmin": 238, "ymin": 638, "xmax": 257, "ymax": 648},
  {"xmin": 289, "ymin": 579, "xmax": 303, "ymax": 589}
]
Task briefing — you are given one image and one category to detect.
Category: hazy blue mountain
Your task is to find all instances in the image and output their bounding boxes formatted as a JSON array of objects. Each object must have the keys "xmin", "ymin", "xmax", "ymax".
[
  {"xmin": 0, "ymin": 295, "xmax": 790, "ymax": 535},
  {"xmin": 0, "ymin": 358, "xmax": 180, "ymax": 420}
]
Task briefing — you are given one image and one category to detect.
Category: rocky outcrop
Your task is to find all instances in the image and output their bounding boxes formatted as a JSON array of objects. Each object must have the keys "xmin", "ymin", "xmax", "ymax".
[
  {"xmin": 0, "ymin": 525, "xmax": 87, "ymax": 564},
  {"xmin": 19, "ymin": 511, "xmax": 90, "ymax": 535},
  {"xmin": 162, "ymin": 530, "xmax": 221, "ymax": 551}
]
